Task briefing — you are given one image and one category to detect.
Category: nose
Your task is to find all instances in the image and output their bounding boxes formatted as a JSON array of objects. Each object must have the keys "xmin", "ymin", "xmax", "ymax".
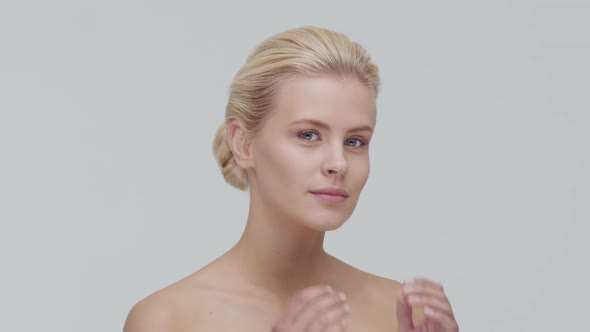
[{"xmin": 321, "ymin": 144, "xmax": 348, "ymax": 176}]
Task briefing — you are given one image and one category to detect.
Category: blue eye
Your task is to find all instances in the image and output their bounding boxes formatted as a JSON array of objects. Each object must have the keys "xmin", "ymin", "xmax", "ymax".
[
  {"xmin": 298, "ymin": 131, "xmax": 320, "ymax": 141},
  {"xmin": 345, "ymin": 138, "xmax": 365, "ymax": 148}
]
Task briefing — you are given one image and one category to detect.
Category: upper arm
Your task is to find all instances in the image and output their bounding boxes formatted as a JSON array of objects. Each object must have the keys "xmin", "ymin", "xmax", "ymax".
[{"xmin": 123, "ymin": 297, "xmax": 176, "ymax": 332}]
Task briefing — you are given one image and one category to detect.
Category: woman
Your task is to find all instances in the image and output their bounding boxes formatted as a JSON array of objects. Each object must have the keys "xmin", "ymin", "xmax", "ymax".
[{"xmin": 124, "ymin": 26, "xmax": 458, "ymax": 332}]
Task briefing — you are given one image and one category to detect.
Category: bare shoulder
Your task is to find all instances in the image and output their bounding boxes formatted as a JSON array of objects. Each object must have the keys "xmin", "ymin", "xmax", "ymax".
[
  {"xmin": 122, "ymin": 260, "xmax": 265, "ymax": 332},
  {"xmin": 325, "ymin": 256, "xmax": 400, "ymax": 328},
  {"xmin": 122, "ymin": 273, "xmax": 214, "ymax": 332},
  {"xmin": 123, "ymin": 288, "xmax": 179, "ymax": 332},
  {"xmin": 356, "ymin": 270, "xmax": 403, "ymax": 315},
  {"xmin": 361, "ymin": 273, "xmax": 425, "ymax": 326},
  {"xmin": 327, "ymin": 255, "xmax": 402, "ymax": 303},
  {"xmin": 363, "ymin": 272, "xmax": 429, "ymax": 327},
  {"xmin": 327, "ymin": 256, "xmax": 426, "ymax": 330},
  {"xmin": 367, "ymin": 273, "xmax": 403, "ymax": 300}
]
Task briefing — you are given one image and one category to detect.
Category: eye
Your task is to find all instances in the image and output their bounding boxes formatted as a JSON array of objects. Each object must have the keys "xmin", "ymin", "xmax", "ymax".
[
  {"xmin": 344, "ymin": 137, "xmax": 365, "ymax": 148},
  {"xmin": 298, "ymin": 131, "xmax": 320, "ymax": 141}
]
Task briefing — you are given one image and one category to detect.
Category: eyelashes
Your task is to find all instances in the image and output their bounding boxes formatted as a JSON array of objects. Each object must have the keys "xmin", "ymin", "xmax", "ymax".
[
  {"xmin": 298, "ymin": 131, "xmax": 320, "ymax": 141},
  {"xmin": 297, "ymin": 130, "xmax": 368, "ymax": 147},
  {"xmin": 344, "ymin": 137, "xmax": 365, "ymax": 148}
]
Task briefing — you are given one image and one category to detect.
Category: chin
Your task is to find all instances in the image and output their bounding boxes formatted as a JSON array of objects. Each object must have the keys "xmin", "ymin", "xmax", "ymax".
[{"xmin": 300, "ymin": 212, "xmax": 352, "ymax": 232}]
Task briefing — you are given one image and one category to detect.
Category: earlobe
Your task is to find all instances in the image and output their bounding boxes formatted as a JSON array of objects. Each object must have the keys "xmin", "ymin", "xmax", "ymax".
[{"xmin": 227, "ymin": 120, "xmax": 253, "ymax": 169}]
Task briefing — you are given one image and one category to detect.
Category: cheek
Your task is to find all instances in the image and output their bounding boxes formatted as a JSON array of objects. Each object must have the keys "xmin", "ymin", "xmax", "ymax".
[
  {"xmin": 351, "ymin": 155, "xmax": 370, "ymax": 190},
  {"xmin": 257, "ymin": 142, "xmax": 306, "ymax": 187}
]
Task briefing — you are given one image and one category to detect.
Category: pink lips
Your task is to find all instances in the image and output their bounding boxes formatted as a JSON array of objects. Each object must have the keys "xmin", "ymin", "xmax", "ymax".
[{"xmin": 310, "ymin": 188, "xmax": 349, "ymax": 203}]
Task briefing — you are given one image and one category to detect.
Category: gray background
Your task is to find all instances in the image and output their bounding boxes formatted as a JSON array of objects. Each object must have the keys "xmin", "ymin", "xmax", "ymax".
[{"xmin": 1, "ymin": 0, "xmax": 588, "ymax": 331}]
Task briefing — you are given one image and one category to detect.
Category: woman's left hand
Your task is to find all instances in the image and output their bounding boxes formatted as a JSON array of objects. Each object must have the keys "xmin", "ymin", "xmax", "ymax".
[{"xmin": 396, "ymin": 278, "xmax": 459, "ymax": 332}]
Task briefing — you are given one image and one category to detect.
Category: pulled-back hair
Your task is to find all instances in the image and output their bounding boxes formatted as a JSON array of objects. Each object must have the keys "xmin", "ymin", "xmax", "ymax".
[{"xmin": 213, "ymin": 26, "xmax": 381, "ymax": 190}]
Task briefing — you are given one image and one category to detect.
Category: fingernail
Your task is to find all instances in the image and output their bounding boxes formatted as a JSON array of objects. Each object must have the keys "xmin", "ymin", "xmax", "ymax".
[
  {"xmin": 326, "ymin": 286, "xmax": 334, "ymax": 293},
  {"xmin": 338, "ymin": 292, "xmax": 347, "ymax": 301},
  {"xmin": 344, "ymin": 303, "xmax": 351, "ymax": 313}
]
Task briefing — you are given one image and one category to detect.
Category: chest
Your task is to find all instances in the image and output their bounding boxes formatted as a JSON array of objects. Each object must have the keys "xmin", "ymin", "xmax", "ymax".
[{"xmin": 178, "ymin": 295, "xmax": 397, "ymax": 332}]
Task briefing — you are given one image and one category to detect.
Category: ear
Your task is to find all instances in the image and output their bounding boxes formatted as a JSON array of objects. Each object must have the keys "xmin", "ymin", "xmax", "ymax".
[{"xmin": 227, "ymin": 120, "xmax": 254, "ymax": 170}]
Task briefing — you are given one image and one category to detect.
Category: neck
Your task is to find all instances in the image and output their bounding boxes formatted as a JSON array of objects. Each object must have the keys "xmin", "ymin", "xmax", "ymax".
[{"xmin": 226, "ymin": 194, "xmax": 332, "ymax": 300}]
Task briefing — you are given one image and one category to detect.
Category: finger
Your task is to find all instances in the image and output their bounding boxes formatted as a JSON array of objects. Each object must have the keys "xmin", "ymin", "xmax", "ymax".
[
  {"xmin": 403, "ymin": 283, "xmax": 449, "ymax": 302},
  {"xmin": 323, "ymin": 310, "xmax": 350, "ymax": 332},
  {"xmin": 403, "ymin": 286, "xmax": 448, "ymax": 301},
  {"xmin": 395, "ymin": 287, "xmax": 414, "ymax": 330},
  {"xmin": 424, "ymin": 306, "xmax": 459, "ymax": 332},
  {"xmin": 307, "ymin": 294, "xmax": 350, "ymax": 332},
  {"xmin": 294, "ymin": 291, "xmax": 348, "ymax": 331},
  {"xmin": 426, "ymin": 318, "xmax": 437, "ymax": 332},
  {"xmin": 403, "ymin": 280, "xmax": 454, "ymax": 317},
  {"xmin": 407, "ymin": 295, "xmax": 454, "ymax": 318},
  {"xmin": 324, "ymin": 316, "xmax": 349, "ymax": 332},
  {"xmin": 281, "ymin": 285, "xmax": 334, "ymax": 324},
  {"xmin": 404, "ymin": 278, "xmax": 444, "ymax": 294}
]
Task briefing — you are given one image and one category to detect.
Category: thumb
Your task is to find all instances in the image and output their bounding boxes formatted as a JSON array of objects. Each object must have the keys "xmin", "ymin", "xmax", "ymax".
[{"xmin": 396, "ymin": 286, "xmax": 414, "ymax": 331}]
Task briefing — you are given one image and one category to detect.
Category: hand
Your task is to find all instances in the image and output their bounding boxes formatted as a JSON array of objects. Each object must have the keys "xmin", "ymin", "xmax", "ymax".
[
  {"xmin": 396, "ymin": 278, "xmax": 458, "ymax": 332},
  {"xmin": 272, "ymin": 285, "xmax": 351, "ymax": 332}
]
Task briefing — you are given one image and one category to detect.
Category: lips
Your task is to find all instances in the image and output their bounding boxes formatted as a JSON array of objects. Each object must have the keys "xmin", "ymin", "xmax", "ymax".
[{"xmin": 310, "ymin": 187, "xmax": 349, "ymax": 203}]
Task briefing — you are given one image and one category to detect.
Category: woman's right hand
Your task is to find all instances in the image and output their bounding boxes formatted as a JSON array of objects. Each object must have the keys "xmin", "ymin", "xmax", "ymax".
[{"xmin": 271, "ymin": 285, "xmax": 351, "ymax": 332}]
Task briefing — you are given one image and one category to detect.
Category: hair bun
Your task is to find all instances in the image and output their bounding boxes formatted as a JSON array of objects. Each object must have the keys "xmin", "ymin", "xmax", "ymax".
[{"xmin": 212, "ymin": 122, "xmax": 249, "ymax": 190}]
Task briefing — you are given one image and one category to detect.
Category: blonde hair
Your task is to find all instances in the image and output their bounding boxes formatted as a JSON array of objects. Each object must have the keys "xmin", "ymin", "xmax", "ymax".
[{"xmin": 212, "ymin": 26, "xmax": 381, "ymax": 190}]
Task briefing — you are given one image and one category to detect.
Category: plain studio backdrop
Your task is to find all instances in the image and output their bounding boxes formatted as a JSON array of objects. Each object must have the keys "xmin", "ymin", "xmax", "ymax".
[{"xmin": 1, "ymin": 1, "xmax": 588, "ymax": 331}]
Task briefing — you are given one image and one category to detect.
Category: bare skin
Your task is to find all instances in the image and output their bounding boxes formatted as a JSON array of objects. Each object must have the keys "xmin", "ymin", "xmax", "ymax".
[
  {"xmin": 124, "ymin": 250, "xmax": 405, "ymax": 331},
  {"xmin": 123, "ymin": 76, "xmax": 457, "ymax": 332}
]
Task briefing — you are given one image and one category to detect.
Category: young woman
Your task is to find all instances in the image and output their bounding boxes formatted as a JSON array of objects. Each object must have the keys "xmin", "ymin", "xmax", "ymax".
[{"xmin": 124, "ymin": 26, "xmax": 458, "ymax": 332}]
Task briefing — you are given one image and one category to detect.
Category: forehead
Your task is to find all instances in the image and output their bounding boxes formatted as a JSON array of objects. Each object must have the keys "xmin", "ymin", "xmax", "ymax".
[{"xmin": 268, "ymin": 75, "xmax": 376, "ymax": 128}]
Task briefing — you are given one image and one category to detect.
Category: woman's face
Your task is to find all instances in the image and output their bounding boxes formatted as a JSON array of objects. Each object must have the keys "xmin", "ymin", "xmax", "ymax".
[{"xmin": 249, "ymin": 75, "xmax": 376, "ymax": 231}]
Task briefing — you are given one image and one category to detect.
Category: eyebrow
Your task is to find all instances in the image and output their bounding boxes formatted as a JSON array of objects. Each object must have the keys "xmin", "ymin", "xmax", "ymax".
[{"xmin": 290, "ymin": 118, "xmax": 374, "ymax": 133}]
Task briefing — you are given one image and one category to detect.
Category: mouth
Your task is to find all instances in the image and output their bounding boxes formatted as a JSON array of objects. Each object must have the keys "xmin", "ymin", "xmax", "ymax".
[{"xmin": 309, "ymin": 188, "xmax": 349, "ymax": 203}]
